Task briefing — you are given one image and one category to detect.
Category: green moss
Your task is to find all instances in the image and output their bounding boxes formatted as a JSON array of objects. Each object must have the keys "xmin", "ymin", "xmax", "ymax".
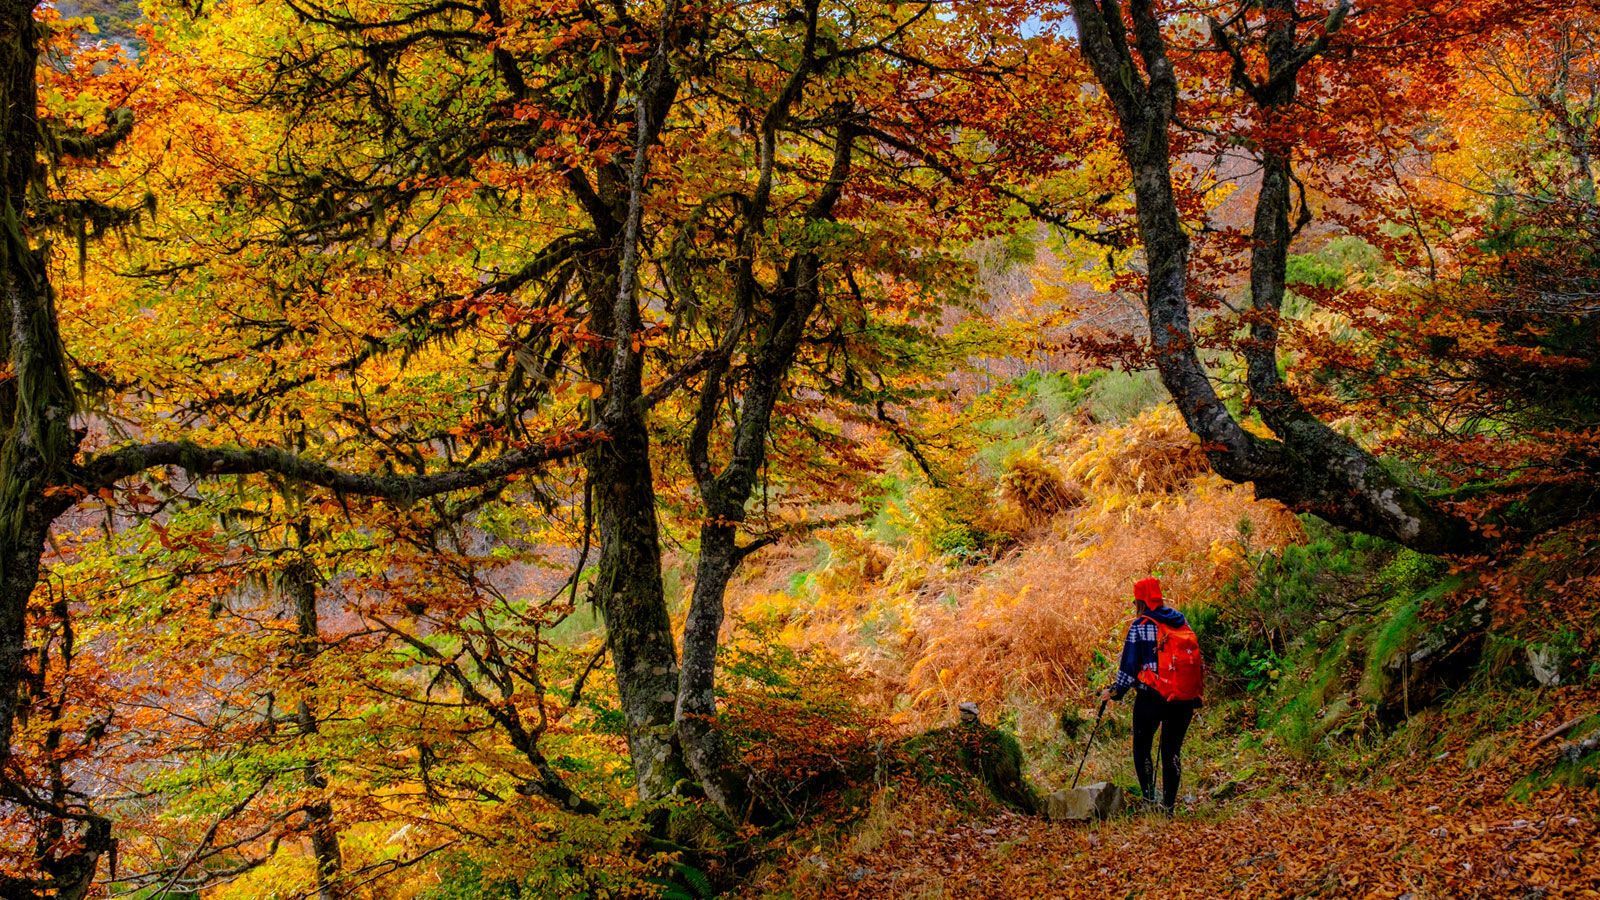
[
  {"xmin": 1358, "ymin": 575, "xmax": 1463, "ymax": 705},
  {"xmin": 899, "ymin": 724, "xmax": 1039, "ymax": 814},
  {"xmin": 1268, "ymin": 629, "xmax": 1358, "ymax": 753},
  {"xmin": 1359, "ymin": 600, "xmax": 1420, "ymax": 703}
]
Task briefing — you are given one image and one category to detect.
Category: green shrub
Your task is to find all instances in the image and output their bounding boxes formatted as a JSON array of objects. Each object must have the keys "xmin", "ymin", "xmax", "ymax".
[{"xmin": 1087, "ymin": 369, "xmax": 1164, "ymax": 423}]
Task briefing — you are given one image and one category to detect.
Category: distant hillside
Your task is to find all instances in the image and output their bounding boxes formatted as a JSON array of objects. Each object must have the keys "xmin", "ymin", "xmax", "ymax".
[{"xmin": 54, "ymin": 0, "xmax": 143, "ymax": 51}]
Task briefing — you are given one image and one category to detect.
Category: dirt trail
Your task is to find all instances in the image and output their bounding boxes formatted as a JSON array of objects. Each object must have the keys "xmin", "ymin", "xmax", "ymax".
[
  {"xmin": 755, "ymin": 696, "xmax": 1600, "ymax": 899},
  {"xmin": 761, "ymin": 783, "xmax": 1596, "ymax": 898}
]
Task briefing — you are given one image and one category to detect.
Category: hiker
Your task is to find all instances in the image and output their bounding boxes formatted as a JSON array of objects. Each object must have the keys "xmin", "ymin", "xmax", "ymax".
[{"xmin": 1100, "ymin": 576, "xmax": 1204, "ymax": 813}]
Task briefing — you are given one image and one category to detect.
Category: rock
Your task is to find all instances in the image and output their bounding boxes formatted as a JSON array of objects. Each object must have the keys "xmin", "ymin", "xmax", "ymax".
[
  {"xmin": 847, "ymin": 867, "xmax": 872, "ymax": 882},
  {"xmin": 1559, "ymin": 729, "xmax": 1600, "ymax": 763},
  {"xmin": 959, "ymin": 701, "xmax": 981, "ymax": 724},
  {"xmin": 1375, "ymin": 596, "xmax": 1489, "ymax": 724},
  {"xmin": 1046, "ymin": 782, "xmax": 1126, "ymax": 822},
  {"xmin": 900, "ymin": 723, "xmax": 1041, "ymax": 814},
  {"xmin": 1527, "ymin": 644, "xmax": 1563, "ymax": 687}
]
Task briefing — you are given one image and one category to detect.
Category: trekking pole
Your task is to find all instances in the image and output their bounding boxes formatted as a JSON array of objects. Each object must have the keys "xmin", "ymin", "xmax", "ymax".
[{"xmin": 1071, "ymin": 699, "xmax": 1109, "ymax": 790}]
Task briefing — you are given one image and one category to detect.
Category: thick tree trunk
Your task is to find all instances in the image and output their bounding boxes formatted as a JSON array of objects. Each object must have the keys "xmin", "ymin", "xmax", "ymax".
[
  {"xmin": 0, "ymin": 0, "xmax": 62, "ymax": 768},
  {"xmin": 575, "ymin": 1, "xmax": 697, "ymax": 804},
  {"xmin": 0, "ymin": 5, "xmax": 107, "ymax": 896},
  {"xmin": 578, "ymin": 161, "xmax": 688, "ymax": 806},
  {"xmin": 578, "ymin": 232, "xmax": 687, "ymax": 806},
  {"xmin": 1067, "ymin": 0, "xmax": 1479, "ymax": 555},
  {"xmin": 584, "ymin": 417, "xmax": 688, "ymax": 801}
]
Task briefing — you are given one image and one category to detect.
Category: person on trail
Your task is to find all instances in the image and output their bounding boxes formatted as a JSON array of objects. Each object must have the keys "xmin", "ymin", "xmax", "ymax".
[{"xmin": 1100, "ymin": 576, "xmax": 1203, "ymax": 813}]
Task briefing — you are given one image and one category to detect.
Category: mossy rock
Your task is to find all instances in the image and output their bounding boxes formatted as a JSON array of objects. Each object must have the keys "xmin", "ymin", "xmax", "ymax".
[
  {"xmin": 1370, "ymin": 594, "xmax": 1487, "ymax": 725},
  {"xmin": 899, "ymin": 722, "xmax": 1040, "ymax": 814}
]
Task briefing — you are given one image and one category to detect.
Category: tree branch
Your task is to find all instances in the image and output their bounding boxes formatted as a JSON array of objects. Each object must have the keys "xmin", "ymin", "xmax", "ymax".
[{"xmin": 77, "ymin": 429, "xmax": 605, "ymax": 500}]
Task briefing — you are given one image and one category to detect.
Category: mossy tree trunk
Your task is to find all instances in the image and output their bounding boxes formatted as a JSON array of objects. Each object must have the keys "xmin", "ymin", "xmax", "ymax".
[
  {"xmin": 0, "ymin": 0, "xmax": 75, "ymax": 766},
  {"xmin": 0, "ymin": 3, "xmax": 112, "ymax": 896},
  {"xmin": 574, "ymin": 5, "xmax": 694, "ymax": 801}
]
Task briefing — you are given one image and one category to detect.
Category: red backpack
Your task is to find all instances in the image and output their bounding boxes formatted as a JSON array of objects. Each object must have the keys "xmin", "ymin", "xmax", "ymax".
[{"xmin": 1136, "ymin": 615, "xmax": 1205, "ymax": 702}]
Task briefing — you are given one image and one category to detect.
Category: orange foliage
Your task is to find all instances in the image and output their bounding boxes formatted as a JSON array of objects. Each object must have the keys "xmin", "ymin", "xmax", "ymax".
[{"xmin": 730, "ymin": 406, "xmax": 1302, "ymax": 739}]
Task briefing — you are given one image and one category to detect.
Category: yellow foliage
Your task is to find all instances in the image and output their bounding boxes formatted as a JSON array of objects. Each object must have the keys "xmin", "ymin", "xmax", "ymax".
[
  {"xmin": 999, "ymin": 447, "xmax": 1085, "ymax": 523},
  {"xmin": 1064, "ymin": 406, "xmax": 1210, "ymax": 496}
]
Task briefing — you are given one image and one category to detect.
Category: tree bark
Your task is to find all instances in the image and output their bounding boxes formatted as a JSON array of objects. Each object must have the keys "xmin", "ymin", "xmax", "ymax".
[
  {"xmin": 1067, "ymin": 0, "xmax": 1479, "ymax": 554},
  {"xmin": 0, "ymin": 5, "xmax": 111, "ymax": 895},
  {"xmin": 676, "ymin": 257, "xmax": 821, "ymax": 820},
  {"xmin": 677, "ymin": 108, "xmax": 853, "ymax": 820},
  {"xmin": 284, "ymin": 549, "xmax": 343, "ymax": 900},
  {"xmin": 0, "ymin": 0, "xmax": 75, "ymax": 767},
  {"xmin": 573, "ymin": 0, "xmax": 700, "ymax": 804},
  {"xmin": 583, "ymin": 406, "xmax": 689, "ymax": 801}
]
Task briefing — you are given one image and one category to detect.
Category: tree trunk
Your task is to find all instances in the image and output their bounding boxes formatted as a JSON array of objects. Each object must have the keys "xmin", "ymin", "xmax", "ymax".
[
  {"xmin": 576, "ymin": 238, "xmax": 690, "ymax": 806},
  {"xmin": 676, "ymin": 520, "xmax": 746, "ymax": 816},
  {"xmin": 678, "ymin": 246, "xmax": 835, "ymax": 819},
  {"xmin": 676, "ymin": 116, "xmax": 851, "ymax": 819},
  {"xmin": 285, "ymin": 552, "xmax": 343, "ymax": 900},
  {"xmin": 676, "ymin": 263, "xmax": 822, "ymax": 819},
  {"xmin": 584, "ymin": 416, "xmax": 688, "ymax": 801},
  {"xmin": 1067, "ymin": 0, "xmax": 1479, "ymax": 555},
  {"xmin": 0, "ymin": 4, "xmax": 107, "ymax": 895},
  {"xmin": 576, "ymin": 2, "xmax": 695, "ymax": 804},
  {"xmin": 579, "ymin": 202, "xmax": 687, "ymax": 803},
  {"xmin": 0, "ymin": 0, "xmax": 69, "ymax": 768}
]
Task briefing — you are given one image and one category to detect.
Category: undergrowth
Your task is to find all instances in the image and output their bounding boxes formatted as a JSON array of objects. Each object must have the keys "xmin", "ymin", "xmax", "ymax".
[{"xmin": 729, "ymin": 369, "xmax": 1600, "ymax": 898}]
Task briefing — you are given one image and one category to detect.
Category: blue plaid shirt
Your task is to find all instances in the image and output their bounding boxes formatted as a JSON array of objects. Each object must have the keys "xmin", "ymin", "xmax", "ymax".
[{"xmin": 1110, "ymin": 616, "xmax": 1160, "ymax": 699}]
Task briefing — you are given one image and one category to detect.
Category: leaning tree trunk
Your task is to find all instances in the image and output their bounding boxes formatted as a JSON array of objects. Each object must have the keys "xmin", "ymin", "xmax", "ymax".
[{"xmin": 1067, "ymin": 0, "xmax": 1479, "ymax": 555}]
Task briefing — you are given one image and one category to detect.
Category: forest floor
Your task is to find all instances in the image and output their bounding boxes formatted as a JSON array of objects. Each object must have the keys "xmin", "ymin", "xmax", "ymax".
[{"xmin": 749, "ymin": 686, "xmax": 1600, "ymax": 899}]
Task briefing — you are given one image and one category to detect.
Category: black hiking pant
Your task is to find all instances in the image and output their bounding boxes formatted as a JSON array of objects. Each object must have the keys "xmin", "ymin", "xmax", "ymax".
[{"xmin": 1131, "ymin": 690, "xmax": 1197, "ymax": 811}]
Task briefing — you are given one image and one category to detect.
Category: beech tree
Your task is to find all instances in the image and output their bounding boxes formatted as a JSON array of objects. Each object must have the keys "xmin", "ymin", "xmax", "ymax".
[
  {"xmin": 1056, "ymin": 0, "xmax": 1570, "ymax": 554},
  {"xmin": 0, "ymin": 3, "xmax": 602, "ymax": 893},
  {"xmin": 4, "ymin": 2, "xmax": 1034, "ymax": 890},
  {"xmin": 150, "ymin": 0, "xmax": 1029, "ymax": 819}
]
